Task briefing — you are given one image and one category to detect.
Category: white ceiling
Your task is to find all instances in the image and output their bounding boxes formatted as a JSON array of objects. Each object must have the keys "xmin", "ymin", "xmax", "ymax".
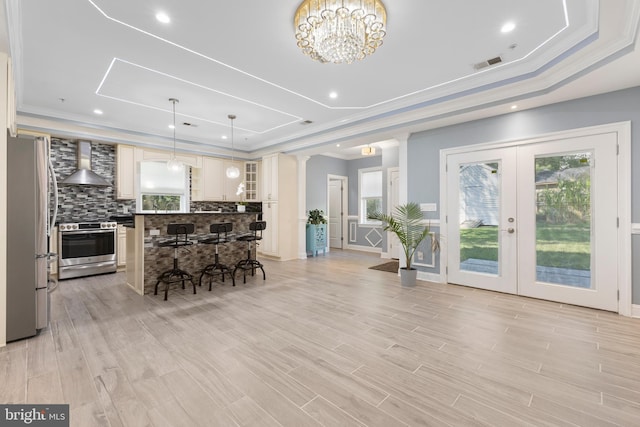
[{"xmin": 3, "ymin": 0, "xmax": 640, "ymax": 160}]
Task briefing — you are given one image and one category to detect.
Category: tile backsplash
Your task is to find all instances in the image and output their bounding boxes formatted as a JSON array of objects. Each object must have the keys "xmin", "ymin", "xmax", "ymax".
[
  {"xmin": 51, "ymin": 138, "xmax": 135, "ymax": 223},
  {"xmin": 190, "ymin": 201, "xmax": 262, "ymax": 213},
  {"xmin": 51, "ymin": 138, "xmax": 262, "ymax": 223}
]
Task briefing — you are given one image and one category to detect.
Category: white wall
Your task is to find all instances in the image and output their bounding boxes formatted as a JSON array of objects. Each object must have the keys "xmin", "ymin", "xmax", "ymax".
[
  {"xmin": 408, "ymin": 86, "xmax": 640, "ymax": 303},
  {"xmin": 1, "ymin": 52, "xmax": 9, "ymax": 347}
]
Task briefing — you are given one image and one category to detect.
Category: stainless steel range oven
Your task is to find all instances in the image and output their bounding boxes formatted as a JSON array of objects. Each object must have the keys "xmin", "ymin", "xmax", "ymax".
[{"xmin": 58, "ymin": 221, "xmax": 117, "ymax": 279}]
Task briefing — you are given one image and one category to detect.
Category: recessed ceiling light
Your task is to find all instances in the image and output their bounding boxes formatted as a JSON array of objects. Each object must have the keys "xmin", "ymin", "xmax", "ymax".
[
  {"xmin": 336, "ymin": 144, "xmax": 340, "ymax": 147},
  {"xmin": 168, "ymin": 124, "xmax": 175, "ymax": 129},
  {"xmin": 93, "ymin": 109, "xmax": 103, "ymax": 115},
  {"xmin": 511, "ymin": 105, "xmax": 518, "ymax": 110},
  {"xmin": 329, "ymin": 91, "xmax": 338, "ymax": 99},
  {"xmin": 222, "ymin": 135, "xmax": 228, "ymax": 140},
  {"xmin": 501, "ymin": 22, "xmax": 516, "ymax": 33},
  {"xmin": 156, "ymin": 12, "xmax": 170, "ymax": 24}
]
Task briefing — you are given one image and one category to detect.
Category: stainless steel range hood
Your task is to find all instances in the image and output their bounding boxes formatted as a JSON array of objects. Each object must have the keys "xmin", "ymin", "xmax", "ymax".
[{"xmin": 60, "ymin": 141, "xmax": 111, "ymax": 186}]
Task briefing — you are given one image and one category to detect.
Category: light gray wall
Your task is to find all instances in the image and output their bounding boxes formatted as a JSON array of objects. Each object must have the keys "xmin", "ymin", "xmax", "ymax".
[
  {"xmin": 306, "ymin": 155, "xmax": 348, "ymax": 213},
  {"xmin": 383, "ymin": 146, "xmax": 399, "ymax": 169},
  {"xmin": 407, "ymin": 86, "xmax": 640, "ymax": 302},
  {"xmin": 634, "ymin": 235, "xmax": 640, "ymax": 305},
  {"xmin": 408, "ymin": 87, "xmax": 640, "ymax": 220},
  {"xmin": 304, "ymin": 151, "xmax": 400, "ymax": 252}
]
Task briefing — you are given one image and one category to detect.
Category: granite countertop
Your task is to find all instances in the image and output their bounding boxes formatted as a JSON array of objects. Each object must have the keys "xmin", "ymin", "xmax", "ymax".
[{"xmin": 133, "ymin": 211, "xmax": 262, "ymax": 215}]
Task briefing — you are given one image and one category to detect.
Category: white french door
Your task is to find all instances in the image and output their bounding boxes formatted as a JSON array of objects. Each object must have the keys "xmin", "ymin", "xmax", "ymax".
[
  {"xmin": 447, "ymin": 148, "xmax": 518, "ymax": 294},
  {"xmin": 446, "ymin": 132, "xmax": 619, "ymax": 311}
]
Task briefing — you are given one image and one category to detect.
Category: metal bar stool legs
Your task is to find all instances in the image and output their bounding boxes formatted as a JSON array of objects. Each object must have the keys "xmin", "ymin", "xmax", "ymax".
[
  {"xmin": 233, "ymin": 221, "xmax": 266, "ymax": 284},
  {"xmin": 199, "ymin": 223, "xmax": 235, "ymax": 290},
  {"xmin": 154, "ymin": 223, "xmax": 196, "ymax": 300}
]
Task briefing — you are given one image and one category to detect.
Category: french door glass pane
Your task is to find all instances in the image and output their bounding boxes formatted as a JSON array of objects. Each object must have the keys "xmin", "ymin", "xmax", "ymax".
[
  {"xmin": 459, "ymin": 161, "xmax": 500, "ymax": 275},
  {"xmin": 534, "ymin": 152, "xmax": 592, "ymax": 288}
]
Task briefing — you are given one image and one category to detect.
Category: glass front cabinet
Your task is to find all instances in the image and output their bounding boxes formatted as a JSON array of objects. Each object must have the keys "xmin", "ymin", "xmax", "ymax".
[{"xmin": 244, "ymin": 161, "xmax": 260, "ymax": 201}]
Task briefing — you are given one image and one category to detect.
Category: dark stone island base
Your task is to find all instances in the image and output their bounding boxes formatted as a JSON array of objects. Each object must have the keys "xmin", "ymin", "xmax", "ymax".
[{"xmin": 125, "ymin": 212, "xmax": 261, "ymax": 295}]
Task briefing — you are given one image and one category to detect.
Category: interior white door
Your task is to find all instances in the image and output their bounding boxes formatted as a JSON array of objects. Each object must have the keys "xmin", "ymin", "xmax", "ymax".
[
  {"xmin": 329, "ymin": 179, "xmax": 342, "ymax": 248},
  {"xmin": 446, "ymin": 132, "xmax": 619, "ymax": 311},
  {"xmin": 389, "ymin": 168, "xmax": 401, "ymax": 259},
  {"xmin": 517, "ymin": 133, "xmax": 618, "ymax": 311},
  {"xmin": 447, "ymin": 148, "xmax": 518, "ymax": 294}
]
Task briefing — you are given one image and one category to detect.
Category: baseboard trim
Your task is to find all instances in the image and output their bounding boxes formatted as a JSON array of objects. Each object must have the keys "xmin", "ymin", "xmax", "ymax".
[
  {"xmin": 632, "ymin": 304, "xmax": 640, "ymax": 318},
  {"xmin": 345, "ymin": 244, "xmax": 382, "ymax": 254},
  {"xmin": 417, "ymin": 271, "xmax": 444, "ymax": 284}
]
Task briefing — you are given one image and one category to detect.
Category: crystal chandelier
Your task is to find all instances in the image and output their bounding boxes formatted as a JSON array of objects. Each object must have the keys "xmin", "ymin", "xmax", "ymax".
[
  {"xmin": 167, "ymin": 98, "xmax": 184, "ymax": 172},
  {"xmin": 294, "ymin": 0, "xmax": 387, "ymax": 64},
  {"xmin": 225, "ymin": 114, "xmax": 240, "ymax": 179}
]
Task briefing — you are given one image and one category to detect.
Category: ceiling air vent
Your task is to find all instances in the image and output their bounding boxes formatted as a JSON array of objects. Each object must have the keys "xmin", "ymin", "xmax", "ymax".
[
  {"xmin": 300, "ymin": 120, "xmax": 313, "ymax": 125},
  {"xmin": 473, "ymin": 56, "xmax": 503, "ymax": 71}
]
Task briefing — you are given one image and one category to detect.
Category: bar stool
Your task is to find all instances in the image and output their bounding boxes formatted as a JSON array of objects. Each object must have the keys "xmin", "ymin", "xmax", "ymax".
[
  {"xmin": 233, "ymin": 221, "xmax": 266, "ymax": 284},
  {"xmin": 199, "ymin": 223, "xmax": 236, "ymax": 290},
  {"xmin": 154, "ymin": 223, "xmax": 196, "ymax": 301}
]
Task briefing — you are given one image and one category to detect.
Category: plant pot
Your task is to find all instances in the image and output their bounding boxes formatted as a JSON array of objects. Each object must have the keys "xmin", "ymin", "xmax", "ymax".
[
  {"xmin": 399, "ymin": 268, "xmax": 417, "ymax": 287},
  {"xmin": 237, "ymin": 204, "xmax": 246, "ymax": 212}
]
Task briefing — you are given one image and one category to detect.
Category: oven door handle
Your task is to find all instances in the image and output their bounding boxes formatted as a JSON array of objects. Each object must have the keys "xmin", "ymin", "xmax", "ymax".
[{"xmin": 60, "ymin": 229, "xmax": 116, "ymax": 235}]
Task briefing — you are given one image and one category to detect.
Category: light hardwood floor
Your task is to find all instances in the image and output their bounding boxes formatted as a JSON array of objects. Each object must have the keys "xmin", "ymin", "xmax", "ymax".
[{"xmin": 2, "ymin": 249, "xmax": 640, "ymax": 426}]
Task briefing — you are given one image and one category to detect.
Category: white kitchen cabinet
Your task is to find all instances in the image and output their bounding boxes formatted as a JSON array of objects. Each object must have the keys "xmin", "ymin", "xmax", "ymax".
[
  {"xmin": 258, "ymin": 153, "xmax": 297, "ymax": 260},
  {"xmin": 199, "ymin": 157, "xmax": 224, "ymax": 201},
  {"xmin": 259, "ymin": 201, "xmax": 279, "ymax": 256},
  {"xmin": 261, "ymin": 154, "xmax": 279, "ymax": 201},
  {"xmin": 117, "ymin": 225, "xmax": 127, "ymax": 267},
  {"xmin": 192, "ymin": 157, "xmax": 246, "ymax": 201},
  {"xmin": 117, "ymin": 145, "xmax": 202, "ymax": 200},
  {"xmin": 116, "ymin": 145, "xmax": 136, "ymax": 199},
  {"xmin": 244, "ymin": 161, "xmax": 260, "ymax": 201}
]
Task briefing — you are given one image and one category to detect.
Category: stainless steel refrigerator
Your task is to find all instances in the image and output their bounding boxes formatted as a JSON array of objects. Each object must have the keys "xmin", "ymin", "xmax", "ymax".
[{"xmin": 7, "ymin": 133, "xmax": 58, "ymax": 341}]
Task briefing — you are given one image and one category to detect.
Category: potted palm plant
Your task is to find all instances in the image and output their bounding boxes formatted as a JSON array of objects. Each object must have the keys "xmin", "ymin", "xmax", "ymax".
[{"xmin": 368, "ymin": 202, "xmax": 439, "ymax": 286}]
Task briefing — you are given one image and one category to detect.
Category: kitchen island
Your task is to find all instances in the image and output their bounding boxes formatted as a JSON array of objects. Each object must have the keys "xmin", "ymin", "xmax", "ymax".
[{"xmin": 125, "ymin": 212, "xmax": 261, "ymax": 295}]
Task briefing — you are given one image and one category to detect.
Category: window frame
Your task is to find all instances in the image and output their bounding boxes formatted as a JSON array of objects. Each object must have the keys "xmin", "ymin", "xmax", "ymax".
[
  {"xmin": 137, "ymin": 161, "xmax": 190, "ymax": 213},
  {"xmin": 358, "ymin": 167, "xmax": 383, "ymax": 226}
]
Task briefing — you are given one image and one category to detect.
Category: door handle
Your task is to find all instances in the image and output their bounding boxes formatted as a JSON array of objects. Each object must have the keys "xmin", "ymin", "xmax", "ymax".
[{"xmin": 507, "ymin": 227, "xmax": 515, "ymax": 234}]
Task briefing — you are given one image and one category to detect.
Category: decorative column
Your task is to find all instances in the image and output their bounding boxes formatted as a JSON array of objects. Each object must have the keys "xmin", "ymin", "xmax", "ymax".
[
  {"xmin": 396, "ymin": 133, "xmax": 409, "ymax": 206},
  {"xmin": 297, "ymin": 155, "xmax": 310, "ymax": 259},
  {"xmin": 396, "ymin": 133, "xmax": 409, "ymax": 268}
]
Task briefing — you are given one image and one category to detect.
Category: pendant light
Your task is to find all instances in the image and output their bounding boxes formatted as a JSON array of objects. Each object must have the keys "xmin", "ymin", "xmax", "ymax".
[
  {"xmin": 225, "ymin": 114, "xmax": 240, "ymax": 179},
  {"xmin": 361, "ymin": 144, "xmax": 376, "ymax": 156},
  {"xmin": 167, "ymin": 98, "xmax": 184, "ymax": 172}
]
